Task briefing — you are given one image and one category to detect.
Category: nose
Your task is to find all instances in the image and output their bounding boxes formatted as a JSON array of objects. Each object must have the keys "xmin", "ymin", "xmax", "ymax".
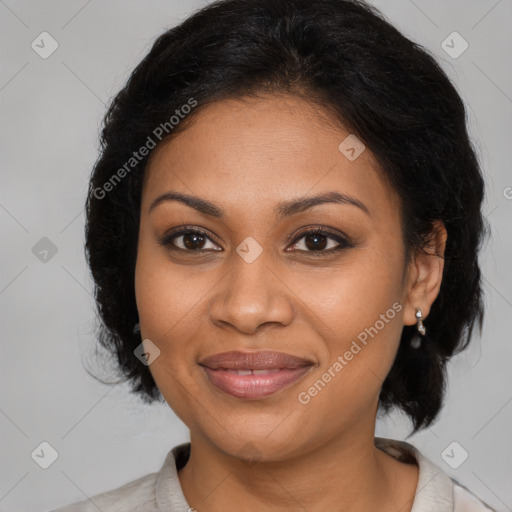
[{"xmin": 209, "ymin": 248, "xmax": 295, "ymax": 335}]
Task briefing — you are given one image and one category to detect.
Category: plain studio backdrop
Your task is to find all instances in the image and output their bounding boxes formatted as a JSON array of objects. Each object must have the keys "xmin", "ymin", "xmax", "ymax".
[{"xmin": 1, "ymin": 1, "xmax": 511, "ymax": 511}]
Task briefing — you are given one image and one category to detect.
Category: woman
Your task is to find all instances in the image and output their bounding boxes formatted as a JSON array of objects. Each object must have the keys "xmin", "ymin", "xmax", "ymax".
[{"xmin": 52, "ymin": 0, "xmax": 494, "ymax": 510}]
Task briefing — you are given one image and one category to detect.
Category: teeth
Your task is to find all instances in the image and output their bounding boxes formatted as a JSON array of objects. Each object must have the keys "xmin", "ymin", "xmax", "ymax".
[
  {"xmin": 224, "ymin": 369, "xmax": 282, "ymax": 375},
  {"xmin": 252, "ymin": 369, "xmax": 280, "ymax": 375}
]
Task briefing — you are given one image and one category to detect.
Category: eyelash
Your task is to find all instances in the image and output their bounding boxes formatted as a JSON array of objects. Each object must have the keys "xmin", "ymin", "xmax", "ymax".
[{"xmin": 158, "ymin": 225, "xmax": 353, "ymax": 256}]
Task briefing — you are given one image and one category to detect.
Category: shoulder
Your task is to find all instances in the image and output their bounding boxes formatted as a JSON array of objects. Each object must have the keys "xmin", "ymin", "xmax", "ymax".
[
  {"xmin": 453, "ymin": 481, "xmax": 497, "ymax": 512},
  {"xmin": 49, "ymin": 471, "xmax": 158, "ymax": 512},
  {"xmin": 374, "ymin": 437, "xmax": 497, "ymax": 512},
  {"xmin": 49, "ymin": 443, "xmax": 191, "ymax": 512}
]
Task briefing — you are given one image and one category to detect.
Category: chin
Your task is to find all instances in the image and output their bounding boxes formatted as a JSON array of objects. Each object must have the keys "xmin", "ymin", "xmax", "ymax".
[{"xmin": 197, "ymin": 417, "xmax": 312, "ymax": 463}]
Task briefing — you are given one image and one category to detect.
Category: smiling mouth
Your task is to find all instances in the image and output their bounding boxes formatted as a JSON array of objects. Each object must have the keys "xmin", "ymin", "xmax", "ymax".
[{"xmin": 199, "ymin": 350, "xmax": 314, "ymax": 399}]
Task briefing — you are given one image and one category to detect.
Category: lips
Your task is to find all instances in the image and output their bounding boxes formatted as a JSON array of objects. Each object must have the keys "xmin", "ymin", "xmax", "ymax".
[
  {"xmin": 200, "ymin": 350, "xmax": 313, "ymax": 370},
  {"xmin": 199, "ymin": 350, "xmax": 314, "ymax": 399}
]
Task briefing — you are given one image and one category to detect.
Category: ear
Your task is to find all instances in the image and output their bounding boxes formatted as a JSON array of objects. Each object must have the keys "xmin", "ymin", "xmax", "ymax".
[{"xmin": 403, "ymin": 220, "xmax": 447, "ymax": 327}]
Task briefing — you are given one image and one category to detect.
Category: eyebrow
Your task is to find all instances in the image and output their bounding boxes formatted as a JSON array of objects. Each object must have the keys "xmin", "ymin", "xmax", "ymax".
[{"xmin": 149, "ymin": 190, "xmax": 370, "ymax": 218}]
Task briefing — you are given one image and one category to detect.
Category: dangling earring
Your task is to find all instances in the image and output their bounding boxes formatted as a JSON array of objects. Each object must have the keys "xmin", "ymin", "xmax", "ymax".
[
  {"xmin": 410, "ymin": 308, "xmax": 425, "ymax": 349},
  {"xmin": 415, "ymin": 308, "xmax": 426, "ymax": 335},
  {"xmin": 133, "ymin": 322, "xmax": 140, "ymax": 335}
]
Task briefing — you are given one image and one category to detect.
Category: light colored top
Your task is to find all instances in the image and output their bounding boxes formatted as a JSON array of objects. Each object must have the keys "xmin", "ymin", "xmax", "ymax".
[{"xmin": 50, "ymin": 437, "xmax": 496, "ymax": 512}]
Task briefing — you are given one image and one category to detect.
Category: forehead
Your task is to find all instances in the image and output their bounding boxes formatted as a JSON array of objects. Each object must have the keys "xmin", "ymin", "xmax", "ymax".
[{"xmin": 142, "ymin": 94, "xmax": 399, "ymax": 224}]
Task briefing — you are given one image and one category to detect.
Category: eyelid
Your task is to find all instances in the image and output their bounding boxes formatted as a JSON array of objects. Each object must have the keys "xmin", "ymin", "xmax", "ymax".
[{"xmin": 288, "ymin": 225, "xmax": 351, "ymax": 244}]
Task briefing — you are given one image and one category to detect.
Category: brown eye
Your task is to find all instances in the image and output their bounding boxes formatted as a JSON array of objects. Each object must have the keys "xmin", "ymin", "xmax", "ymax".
[
  {"xmin": 304, "ymin": 232, "xmax": 329, "ymax": 250},
  {"xmin": 159, "ymin": 228, "xmax": 222, "ymax": 252},
  {"xmin": 287, "ymin": 228, "xmax": 352, "ymax": 254},
  {"xmin": 182, "ymin": 232, "xmax": 207, "ymax": 250}
]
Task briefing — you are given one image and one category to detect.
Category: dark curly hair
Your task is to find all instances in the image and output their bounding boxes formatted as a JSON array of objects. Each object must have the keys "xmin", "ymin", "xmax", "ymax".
[{"xmin": 84, "ymin": 0, "xmax": 487, "ymax": 432}]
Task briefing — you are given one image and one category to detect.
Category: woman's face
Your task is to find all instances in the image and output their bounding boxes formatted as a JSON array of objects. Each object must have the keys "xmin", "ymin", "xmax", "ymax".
[{"xmin": 135, "ymin": 94, "xmax": 419, "ymax": 460}]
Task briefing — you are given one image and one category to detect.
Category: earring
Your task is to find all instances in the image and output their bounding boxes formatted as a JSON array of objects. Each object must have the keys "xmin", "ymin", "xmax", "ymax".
[
  {"xmin": 415, "ymin": 308, "xmax": 426, "ymax": 335},
  {"xmin": 410, "ymin": 308, "xmax": 425, "ymax": 349},
  {"xmin": 133, "ymin": 322, "xmax": 140, "ymax": 335}
]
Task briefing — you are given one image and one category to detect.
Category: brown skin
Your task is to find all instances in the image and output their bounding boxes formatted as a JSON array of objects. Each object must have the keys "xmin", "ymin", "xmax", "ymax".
[{"xmin": 134, "ymin": 94, "xmax": 446, "ymax": 511}]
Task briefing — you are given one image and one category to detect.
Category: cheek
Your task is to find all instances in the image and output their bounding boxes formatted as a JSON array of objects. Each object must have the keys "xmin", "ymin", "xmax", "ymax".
[
  {"xmin": 134, "ymin": 238, "xmax": 219, "ymax": 423},
  {"xmin": 134, "ymin": 236, "xmax": 209, "ymax": 347},
  {"xmin": 293, "ymin": 297, "xmax": 404, "ymax": 442},
  {"xmin": 134, "ymin": 261, "xmax": 193, "ymax": 425},
  {"xmin": 299, "ymin": 240, "xmax": 405, "ymax": 346},
  {"xmin": 294, "ymin": 243, "xmax": 406, "ymax": 412}
]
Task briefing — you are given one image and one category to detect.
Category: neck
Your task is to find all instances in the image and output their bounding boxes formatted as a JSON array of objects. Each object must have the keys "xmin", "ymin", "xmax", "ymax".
[{"xmin": 178, "ymin": 423, "xmax": 418, "ymax": 512}]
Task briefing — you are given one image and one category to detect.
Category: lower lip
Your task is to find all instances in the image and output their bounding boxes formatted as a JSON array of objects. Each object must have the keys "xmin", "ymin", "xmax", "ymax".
[{"xmin": 202, "ymin": 366, "xmax": 312, "ymax": 399}]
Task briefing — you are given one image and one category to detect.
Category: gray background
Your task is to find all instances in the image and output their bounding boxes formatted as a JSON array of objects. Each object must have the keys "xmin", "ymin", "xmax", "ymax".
[{"xmin": 1, "ymin": 1, "xmax": 511, "ymax": 511}]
